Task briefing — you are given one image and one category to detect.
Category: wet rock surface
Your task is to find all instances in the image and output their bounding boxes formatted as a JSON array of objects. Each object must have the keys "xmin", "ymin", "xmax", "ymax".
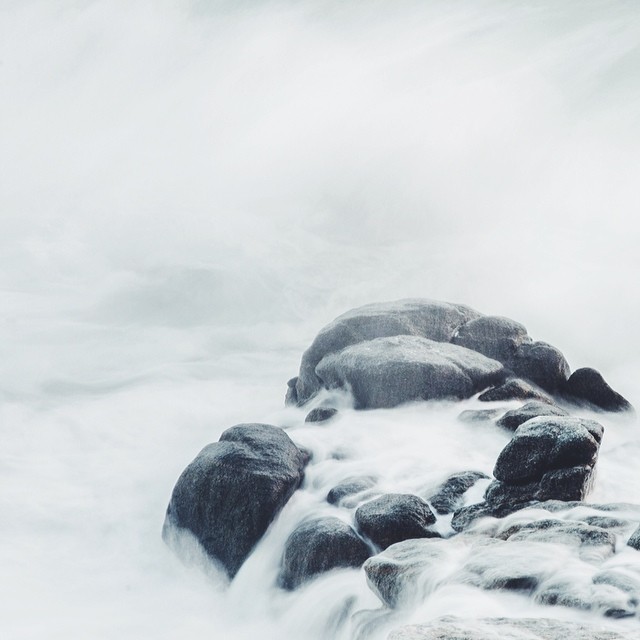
[
  {"xmin": 163, "ymin": 423, "xmax": 308, "ymax": 578},
  {"xmin": 305, "ymin": 407, "xmax": 339, "ymax": 423},
  {"xmin": 478, "ymin": 378, "xmax": 554, "ymax": 403},
  {"xmin": 496, "ymin": 401, "xmax": 569, "ymax": 431},
  {"xmin": 563, "ymin": 367, "xmax": 634, "ymax": 413},
  {"xmin": 327, "ymin": 476, "xmax": 377, "ymax": 506},
  {"xmin": 388, "ymin": 617, "xmax": 637, "ymax": 640},
  {"xmin": 278, "ymin": 517, "xmax": 371, "ymax": 590},
  {"xmin": 427, "ymin": 470, "xmax": 489, "ymax": 515},
  {"xmin": 355, "ymin": 494, "xmax": 438, "ymax": 549}
]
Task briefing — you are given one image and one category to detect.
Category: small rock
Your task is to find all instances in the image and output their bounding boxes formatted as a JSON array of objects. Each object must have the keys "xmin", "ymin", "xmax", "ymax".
[
  {"xmin": 457, "ymin": 408, "xmax": 503, "ymax": 423},
  {"xmin": 278, "ymin": 517, "xmax": 371, "ymax": 590},
  {"xmin": 495, "ymin": 401, "xmax": 568, "ymax": 431},
  {"xmin": 355, "ymin": 494, "xmax": 438, "ymax": 549},
  {"xmin": 563, "ymin": 367, "xmax": 633, "ymax": 413},
  {"xmin": 627, "ymin": 524, "xmax": 640, "ymax": 550},
  {"xmin": 428, "ymin": 470, "xmax": 489, "ymax": 515},
  {"xmin": 479, "ymin": 378, "xmax": 553, "ymax": 403},
  {"xmin": 305, "ymin": 407, "xmax": 338, "ymax": 423},
  {"xmin": 326, "ymin": 476, "xmax": 377, "ymax": 506}
]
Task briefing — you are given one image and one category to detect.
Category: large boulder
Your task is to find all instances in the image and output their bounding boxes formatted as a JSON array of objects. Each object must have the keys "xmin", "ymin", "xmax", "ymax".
[
  {"xmin": 278, "ymin": 517, "xmax": 371, "ymax": 590},
  {"xmin": 355, "ymin": 494, "xmax": 438, "ymax": 549},
  {"xmin": 563, "ymin": 367, "xmax": 633, "ymax": 413},
  {"xmin": 292, "ymin": 299, "xmax": 482, "ymax": 405},
  {"xmin": 163, "ymin": 423, "xmax": 308, "ymax": 578},
  {"xmin": 508, "ymin": 341, "xmax": 571, "ymax": 393},
  {"xmin": 315, "ymin": 336, "xmax": 506, "ymax": 409},
  {"xmin": 388, "ymin": 617, "xmax": 637, "ymax": 640}
]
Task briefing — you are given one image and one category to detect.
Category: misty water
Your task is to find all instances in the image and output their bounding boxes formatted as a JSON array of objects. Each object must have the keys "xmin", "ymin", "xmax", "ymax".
[{"xmin": 2, "ymin": 1, "xmax": 640, "ymax": 638}]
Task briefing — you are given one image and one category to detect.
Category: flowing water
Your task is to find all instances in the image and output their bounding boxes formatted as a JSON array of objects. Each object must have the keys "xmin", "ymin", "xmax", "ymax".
[{"xmin": 1, "ymin": 1, "xmax": 640, "ymax": 638}]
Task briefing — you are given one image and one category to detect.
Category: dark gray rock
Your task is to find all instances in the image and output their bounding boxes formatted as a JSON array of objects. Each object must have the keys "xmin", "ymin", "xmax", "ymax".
[
  {"xmin": 457, "ymin": 408, "xmax": 503, "ymax": 423},
  {"xmin": 388, "ymin": 617, "xmax": 636, "ymax": 640},
  {"xmin": 363, "ymin": 538, "xmax": 447, "ymax": 608},
  {"xmin": 304, "ymin": 407, "xmax": 338, "ymax": 423},
  {"xmin": 493, "ymin": 417, "xmax": 603, "ymax": 484},
  {"xmin": 451, "ymin": 502, "xmax": 493, "ymax": 532},
  {"xmin": 292, "ymin": 299, "xmax": 481, "ymax": 405},
  {"xmin": 315, "ymin": 335, "xmax": 506, "ymax": 409},
  {"xmin": 355, "ymin": 494, "xmax": 438, "ymax": 549},
  {"xmin": 563, "ymin": 367, "xmax": 633, "ymax": 413},
  {"xmin": 278, "ymin": 517, "xmax": 371, "ymax": 590},
  {"xmin": 285, "ymin": 377, "xmax": 298, "ymax": 405},
  {"xmin": 163, "ymin": 423, "xmax": 308, "ymax": 578},
  {"xmin": 451, "ymin": 315, "xmax": 530, "ymax": 363},
  {"xmin": 478, "ymin": 378, "xmax": 554, "ymax": 403},
  {"xmin": 496, "ymin": 401, "xmax": 568, "ymax": 431},
  {"xmin": 509, "ymin": 341, "xmax": 571, "ymax": 393},
  {"xmin": 486, "ymin": 465, "xmax": 595, "ymax": 510},
  {"xmin": 428, "ymin": 471, "xmax": 489, "ymax": 515},
  {"xmin": 326, "ymin": 476, "xmax": 377, "ymax": 506},
  {"xmin": 627, "ymin": 524, "xmax": 640, "ymax": 550}
]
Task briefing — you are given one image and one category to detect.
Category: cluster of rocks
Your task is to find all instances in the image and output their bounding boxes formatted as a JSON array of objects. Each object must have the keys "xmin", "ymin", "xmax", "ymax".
[{"xmin": 163, "ymin": 299, "xmax": 637, "ymax": 636}]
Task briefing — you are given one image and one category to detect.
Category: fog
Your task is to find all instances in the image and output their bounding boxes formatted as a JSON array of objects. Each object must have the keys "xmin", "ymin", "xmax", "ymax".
[{"xmin": 1, "ymin": 1, "xmax": 639, "ymax": 638}]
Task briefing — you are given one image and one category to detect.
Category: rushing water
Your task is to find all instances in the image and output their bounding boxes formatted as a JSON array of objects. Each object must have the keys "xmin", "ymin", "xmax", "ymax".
[{"xmin": 1, "ymin": 1, "xmax": 640, "ymax": 638}]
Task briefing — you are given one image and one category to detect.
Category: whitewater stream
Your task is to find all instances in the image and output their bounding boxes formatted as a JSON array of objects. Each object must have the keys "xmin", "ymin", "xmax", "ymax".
[{"xmin": 1, "ymin": 1, "xmax": 640, "ymax": 638}]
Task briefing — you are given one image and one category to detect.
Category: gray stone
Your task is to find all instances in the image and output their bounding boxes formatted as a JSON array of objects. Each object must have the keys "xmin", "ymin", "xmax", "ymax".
[
  {"xmin": 509, "ymin": 340, "xmax": 571, "ymax": 393},
  {"xmin": 627, "ymin": 524, "xmax": 640, "ymax": 550},
  {"xmin": 479, "ymin": 378, "xmax": 554, "ymax": 403},
  {"xmin": 363, "ymin": 538, "xmax": 447, "ymax": 608},
  {"xmin": 355, "ymin": 494, "xmax": 438, "ymax": 549},
  {"xmin": 563, "ymin": 367, "xmax": 634, "ymax": 413},
  {"xmin": 493, "ymin": 417, "xmax": 603, "ymax": 484},
  {"xmin": 305, "ymin": 407, "xmax": 338, "ymax": 423},
  {"xmin": 291, "ymin": 299, "xmax": 481, "ymax": 405},
  {"xmin": 326, "ymin": 476, "xmax": 377, "ymax": 506},
  {"xmin": 451, "ymin": 315, "xmax": 530, "ymax": 362},
  {"xmin": 451, "ymin": 502, "xmax": 493, "ymax": 532},
  {"xmin": 163, "ymin": 423, "xmax": 308, "ymax": 578},
  {"xmin": 388, "ymin": 617, "xmax": 636, "ymax": 639},
  {"xmin": 457, "ymin": 408, "xmax": 503, "ymax": 423},
  {"xmin": 428, "ymin": 471, "xmax": 489, "ymax": 515},
  {"xmin": 496, "ymin": 401, "xmax": 569, "ymax": 431},
  {"xmin": 278, "ymin": 517, "xmax": 371, "ymax": 590},
  {"xmin": 316, "ymin": 336, "xmax": 505, "ymax": 409}
]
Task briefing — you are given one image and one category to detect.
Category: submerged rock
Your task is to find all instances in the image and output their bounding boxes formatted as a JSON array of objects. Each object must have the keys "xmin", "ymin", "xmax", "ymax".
[
  {"xmin": 315, "ymin": 335, "xmax": 505, "ymax": 409},
  {"xmin": 427, "ymin": 470, "xmax": 489, "ymax": 515},
  {"xmin": 326, "ymin": 476, "xmax": 377, "ymax": 506},
  {"xmin": 304, "ymin": 407, "xmax": 338, "ymax": 423},
  {"xmin": 163, "ymin": 423, "xmax": 308, "ymax": 578},
  {"xmin": 278, "ymin": 517, "xmax": 371, "ymax": 590},
  {"xmin": 563, "ymin": 367, "xmax": 634, "ymax": 413},
  {"xmin": 355, "ymin": 493, "xmax": 438, "ymax": 549},
  {"xmin": 457, "ymin": 408, "xmax": 503, "ymax": 423},
  {"xmin": 388, "ymin": 617, "xmax": 637, "ymax": 639}
]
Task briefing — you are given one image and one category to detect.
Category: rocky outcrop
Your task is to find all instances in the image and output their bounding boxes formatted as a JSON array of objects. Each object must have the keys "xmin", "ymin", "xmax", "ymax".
[
  {"xmin": 563, "ymin": 367, "xmax": 633, "ymax": 413},
  {"xmin": 315, "ymin": 336, "xmax": 506, "ymax": 409},
  {"xmin": 163, "ymin": 423, "xmax": 308, "ymax": 578},
  {"xmin": 278, "ymin": 517, "xmax": 371, "ymax": 590},
  {"xmin": 355, "ymin": 494, "xmax": 439, "ymax": 549},
  {"xmin": 388, "ymin": 617, "xmax": 637, "ymax": 639}
]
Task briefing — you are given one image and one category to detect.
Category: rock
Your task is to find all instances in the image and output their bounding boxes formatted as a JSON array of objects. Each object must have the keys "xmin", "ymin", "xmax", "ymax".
[
  {"xmin": 326, "ymin": 476, "xmax": 377, "ymax": 506},
  {"xmin": 316, "ymin": 336, "xmax": 506, "ymax": 409},
  {"xmin": 627, "ymin": 524, "xmax": 640, "ymax": 550},
  {"xmin": 509, "ymin": 341, "xmax": 571, "ymax": 393},
  {"xmin": 278, "ymin": 517, "xmax": 371, "ymax": 590},
  {"xmin": 363, "ymin": 538, "xmax": 448, "ymax": 608},
  {"xmin": 388, "ymin": 617, "xmax": 637, "ymax": 640},
  {"xmin": 457, "ymin": 408, "xmax": 503, "ymax": 423},
  {"xmin": 305, "ymin": 407, "xmax": 338, "ymax": 423},
  {"xmin": 583, "ymin": 516, "xmax": 630, "ymax": 530},
  {"xmin": 428, "ymin": 471, "xmax": 489, "ymax": 515},
  {"xmin": 593, "ymin": 569, "xmax": 640, "ymax": 596},
  {"xmin": 451, "ymin": 502, "xmax": 493, "ymax": 532},
  {"xmin": 285, "ymin": 377, "xmax": 298, "ymax": 405},
  {"xmin": 292, "ymin": 299, "xmax": 481, "ymax": 405},
  {"xmin": 355, "ymin": 494, "xmax": 438, "ymax": 549},
  {"xmin": 478, "ymin": 378, "xmax": 554, "ymax": 403},
  {"xmin": 496, "ymin": 401, "xmax": 568, "ymax": 431},
  {"xmin": 497, "ymin": 519, "xmax": 616, "ymax": 554},
  {"xmin": 563, "ymin": 367, "xmax": 633, "ymax": 413},
  {"xmin": 486, "ymin": 465, "xmax": 595, "ymax": 511},
  {"xmin": 451, "ymin": 315, "xmax": 530, "ymax": 362},
  {"xmin": 163, "ymin": 423, "xmax": 308, "ymax": 578},
  {"xmin": 493, "ymin": 417, "xmax": 603, "ymax": 485}
]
